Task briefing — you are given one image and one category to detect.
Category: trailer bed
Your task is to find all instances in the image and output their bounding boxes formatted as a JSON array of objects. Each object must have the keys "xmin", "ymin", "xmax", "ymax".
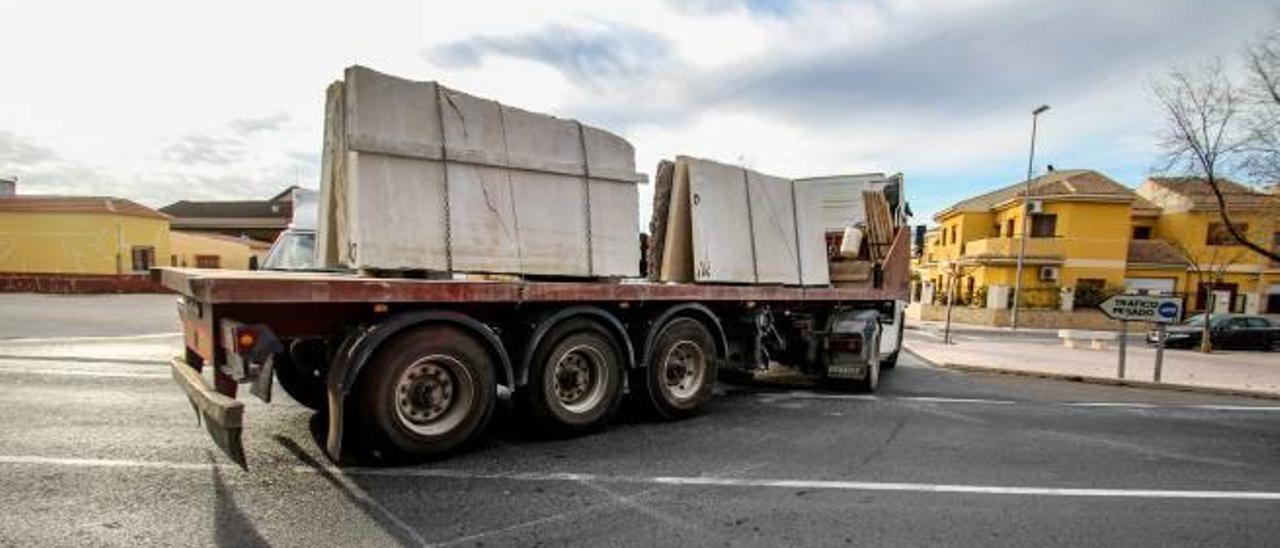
[{"xmin": 157, "ymin": 268, "xmax": 909, "ymax": 305}]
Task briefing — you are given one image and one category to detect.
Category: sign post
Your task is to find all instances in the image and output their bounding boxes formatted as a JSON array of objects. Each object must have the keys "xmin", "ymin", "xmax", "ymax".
[
  {"xmin": 1154, "ymin": 323, "xmax": 1167, "ymax": 383},
  {"xmin": 1098, "ymin": 294, "xmax": 1183, "ymax": 382},
  {"xmin": 1117, "ymin": 320, "xmax": 1127, "ymax": 379}
]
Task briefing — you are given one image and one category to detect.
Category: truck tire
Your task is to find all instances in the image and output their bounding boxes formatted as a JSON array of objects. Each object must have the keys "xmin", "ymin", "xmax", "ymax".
[
  {"xmin": 356, "ymin": 325, "xmax": 496, "ymax": 460},
  {"xmin": 274, "ymin": 340, "xmax": 328, "ymax": 411},
  {"xmin": 633, "ymin": 317, "xmax": 717, "ymax": 420},
  {"xmin": 880, "ymin": 308, "xmax": 905, "ymax": 369},
  {"xmin": 519, "ymin": 319, "xmax": 624, "ymax": 435},
  {"xmin": 851, "ymin": 352, "xmax": 880, "ymax": 392}
]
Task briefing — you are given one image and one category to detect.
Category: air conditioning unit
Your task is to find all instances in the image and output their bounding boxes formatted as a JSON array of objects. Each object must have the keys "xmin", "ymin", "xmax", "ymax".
[
  {"xmin": 1027, "ymin": 200, "xmax": 1044, "ymax": 214},
  {"xmin": 1038, "ymin": 266, "xmax": 1060, "ymax": 282}
]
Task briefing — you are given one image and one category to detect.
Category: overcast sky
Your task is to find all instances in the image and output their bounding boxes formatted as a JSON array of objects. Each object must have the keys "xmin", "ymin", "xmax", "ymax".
[{"xmin": 1, "ymin": 0, "xmax": 1275, "ymax": 225}]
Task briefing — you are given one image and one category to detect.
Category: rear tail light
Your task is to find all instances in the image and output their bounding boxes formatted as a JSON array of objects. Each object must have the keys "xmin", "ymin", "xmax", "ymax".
[
  {"xmin": 235, "ymin": 329, "xmax": 258, "ymax": 353},
  {"xmin": 830, "ymin": 336, "xmax": 862, "ymax": 353}
]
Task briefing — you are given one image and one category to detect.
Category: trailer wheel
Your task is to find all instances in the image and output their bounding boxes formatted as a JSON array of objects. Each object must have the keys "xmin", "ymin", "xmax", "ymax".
[
  {"xmin": 275, "ymin": 340, "xmax": 328, "ymax": 411},
  {"xmin": 520, "ymin": 319, "xmax": 624, "ymax": 435},
  {"xmin": 634, "ymin": 317, "xmax": 717, "ymax": 420},
  {"xmin": 357, "ymin": 325, "xmax": 496, "ymax": 460}
]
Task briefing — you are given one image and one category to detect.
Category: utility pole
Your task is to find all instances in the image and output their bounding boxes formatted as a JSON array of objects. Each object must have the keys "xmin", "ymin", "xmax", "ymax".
[{"xmin": 1011, "ymin": 104, "xmax": 1050, "ymax": 331}]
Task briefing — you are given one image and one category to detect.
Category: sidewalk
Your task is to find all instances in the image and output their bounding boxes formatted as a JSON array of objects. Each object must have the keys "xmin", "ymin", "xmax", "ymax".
[
  {"xmin": 903, "ymin": 329, "xmax": 1280, "ymax": 399},
  {"xmin": 907, "ymin": 320, "xmax": 1147, "ymax": 341}
]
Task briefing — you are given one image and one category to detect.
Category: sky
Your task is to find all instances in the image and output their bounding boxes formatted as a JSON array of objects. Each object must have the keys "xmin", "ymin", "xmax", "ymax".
[{"xmin": 1, "ymin": 0, "xmax": 1276, "ymax": 227}]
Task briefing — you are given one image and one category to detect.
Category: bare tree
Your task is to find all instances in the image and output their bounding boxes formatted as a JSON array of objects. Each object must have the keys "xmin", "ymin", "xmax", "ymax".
[
  {"xmin": 1240, "ymin": 31, "xmax": 1280, "ymax": 184},
  {"xmin": 1170, "ymin": 240, "xmax": 1243, "ymax": 353},
  {"xmin": 1153, "ymin": 33, "xmax": 1280, "ymax": 263}
]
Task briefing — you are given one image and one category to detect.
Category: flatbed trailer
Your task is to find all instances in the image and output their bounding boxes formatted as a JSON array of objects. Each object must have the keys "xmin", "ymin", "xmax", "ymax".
[{"xmin": 157, "ymin": 227, "xmax": 909, "ymax": 467}]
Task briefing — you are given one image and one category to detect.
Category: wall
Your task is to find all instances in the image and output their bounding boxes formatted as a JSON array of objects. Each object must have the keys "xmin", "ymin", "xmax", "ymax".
[
  {"xmin": 0, "ymin": 211, "xmax": 169, "ymax": 275},
  {"xmin": 169, "ymin": 231, "xmax": 267, "ymax": 270},
  {"xmin": 916, "ymin": 304, "xmax": 1143, "ymax": 330}
]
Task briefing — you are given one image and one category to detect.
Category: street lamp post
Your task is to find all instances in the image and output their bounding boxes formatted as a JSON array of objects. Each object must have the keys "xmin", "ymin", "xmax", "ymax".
[{"xmin": 1011, "ymin": 104, "xmax": 1050, "ymax": 331}]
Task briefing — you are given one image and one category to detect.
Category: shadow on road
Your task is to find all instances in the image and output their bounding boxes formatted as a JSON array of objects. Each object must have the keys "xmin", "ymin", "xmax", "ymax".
[{"xmin": 208, "ymin": 451, "xmax": 268, "ymax": 548}]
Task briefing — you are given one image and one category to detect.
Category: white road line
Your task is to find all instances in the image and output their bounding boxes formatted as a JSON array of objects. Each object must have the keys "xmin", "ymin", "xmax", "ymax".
[
  {"xmin": 0, "ymin": 455, "xmax": 233, "ymax": 470},
  {"xmin": 0, "ymin": 367, "xmax": 167, "ymax": 379},
  {"xmin": 774, "ymin": 392, "xmax": 1280, "ymax": 412},
  {"xmin": 1065, "ymin": 402, "xmax": 1159, "ymax": 409},
  {"xmin": 901, "ymin": 396, "xmax": 1018, "ymax": 405},
  {"xmin": 7, "ymin": 454, "xmax": 1279, "ymax": 501},
  {"xmin": 1190, "ymin": 404, "xmax": 1280, "ymax": 412},
  {"xmin": 301, "ymin": 467, "xmax": 1280, "ymax": 501},
  {"xmin": 0, "ymin": 332, "xmax": 181, "ymax": 344}
]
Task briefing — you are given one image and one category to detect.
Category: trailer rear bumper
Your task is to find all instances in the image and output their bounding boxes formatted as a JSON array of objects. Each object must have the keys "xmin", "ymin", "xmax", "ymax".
[{"xmin": 170, "ymin": 357, "xmax": 247, "ymax": 468}]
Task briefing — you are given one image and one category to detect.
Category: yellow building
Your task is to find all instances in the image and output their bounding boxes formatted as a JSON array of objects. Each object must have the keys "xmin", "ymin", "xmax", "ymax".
[
  {"xmin": 169, "ymin": 230, "xmax": 271, "ymax": 269},
  {"xmin": 915, "ymin": 171, "xmax": 1280, "ymax": 314},
  {"xmin": 0, "ymin": 195, "xmax": 170, "ymax": 278},
  {"xmin": 1136, "ymin": 177, "xmax": 1280, "ymax": 314},
  {"xmin": 918, "ymin": 170, "xmax": 1142, "ymax": 308}
]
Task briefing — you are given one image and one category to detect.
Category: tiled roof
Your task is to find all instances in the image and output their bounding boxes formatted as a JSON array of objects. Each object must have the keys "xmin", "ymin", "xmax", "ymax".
[
  {"xmin": 1126, "ymin": 239, "xmax": 1187, "ymax": 266},
  {"xmin": 0, "ymin": 195, "xmax": 169, "ymax": 221},
  {"xmin": 939, "ymin": 169, "xmax": 1137, "ymax": 219},
  {"xmin": 1147, "ymin": 177, "xmax": 1279, "ymax": 211},
  {"xmin": 1129, "ymin": 194, "xmax": 1162, "ymax": 216},
  {"xmin": 160, "ymin": 199, "xmax": 291, "ymax": 219}
]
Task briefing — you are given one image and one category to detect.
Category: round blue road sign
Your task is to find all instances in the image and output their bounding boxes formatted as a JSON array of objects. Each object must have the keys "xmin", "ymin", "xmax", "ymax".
[{"xmin": 1157, "ymin": 301, "xmax": 1178, "ymax": 319}]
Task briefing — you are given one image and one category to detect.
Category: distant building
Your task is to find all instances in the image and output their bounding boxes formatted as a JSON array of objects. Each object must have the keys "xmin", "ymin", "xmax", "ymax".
[
  {"xmin": 0, "ymin": 194, "xmax": 170, "ymax": 292},
  {"xmin": 169, "ymin": 231, "xmax": 272, "ymax": 270},
  {"xmin": 914, "ymin": 171, "xmax": 1279, "ymax": 315},
  {"xmin": 0, "ymin": 177, "xmax": 15, "ymax": 196},
  {"xmin": 1137, "ymin": 177, "xmax": 1280, "ymax": 314},
  {"xmin": 159, "ymin": 186, "xmax": 299, "ymax": 242}
]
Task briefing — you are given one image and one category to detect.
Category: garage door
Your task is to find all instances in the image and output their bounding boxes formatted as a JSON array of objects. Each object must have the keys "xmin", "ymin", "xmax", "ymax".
[{"xmin": 1124, "ymin": 278, "xmax": 1176, "ymax": 295}]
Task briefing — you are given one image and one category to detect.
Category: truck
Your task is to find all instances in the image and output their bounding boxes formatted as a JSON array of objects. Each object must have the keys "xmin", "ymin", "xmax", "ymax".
[
  {"xmin": 160, "ymin": 75, "xmax": 911, "ymax": 468},
  {"xmin": 160, "ymin": 197, "xmax": 909, "ymax": 469}
]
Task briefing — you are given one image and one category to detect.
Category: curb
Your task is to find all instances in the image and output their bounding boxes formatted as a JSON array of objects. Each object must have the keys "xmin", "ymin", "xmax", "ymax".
[{"xmin": 901, "ymin": 345, "xmax": 1280, "ymax": 402}]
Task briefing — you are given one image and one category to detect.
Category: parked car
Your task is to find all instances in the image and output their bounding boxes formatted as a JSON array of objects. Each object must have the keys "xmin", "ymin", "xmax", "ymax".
[{"xmin": 1150, "ymin": 314, "xmax": 1280, "ymax": 351}]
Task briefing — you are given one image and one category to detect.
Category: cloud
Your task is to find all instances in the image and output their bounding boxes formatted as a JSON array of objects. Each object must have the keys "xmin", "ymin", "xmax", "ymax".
[
  {"xmin": 426, "ymin": 21, "xmax": 674, "ymax": 88},
  {"xmin": 0, "ymin": 131, "xmax": 58, "ymax": 166},
  {"xmin": 229, "ymin": 113, "xmax": 290, "ymax": 135},
  {"xmin": 159, "ymin": 133, "xmax": 246, "ymax": 166}
]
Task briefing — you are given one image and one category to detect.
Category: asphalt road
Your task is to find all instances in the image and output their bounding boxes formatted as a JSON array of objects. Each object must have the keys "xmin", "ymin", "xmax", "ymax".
[{"xmin": 1, "ymin": 297, "xmax": 1279, "ymax": 546}]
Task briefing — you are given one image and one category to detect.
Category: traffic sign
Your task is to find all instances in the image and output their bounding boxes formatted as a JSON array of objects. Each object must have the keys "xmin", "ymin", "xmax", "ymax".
[{"xmin": 1098, "ymin": 294, "xmax": 1183, "ymax": 323}]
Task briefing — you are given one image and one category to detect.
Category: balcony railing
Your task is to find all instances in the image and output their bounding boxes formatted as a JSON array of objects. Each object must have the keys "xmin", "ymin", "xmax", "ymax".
[{"xmin": 963, "ymin": 237, "xmax": 1065, "ymax": 259}]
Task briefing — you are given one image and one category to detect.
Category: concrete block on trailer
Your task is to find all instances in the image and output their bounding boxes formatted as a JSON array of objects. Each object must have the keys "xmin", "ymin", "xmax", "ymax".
[{"xmin": 316, "ymin": 65, "xmax": 643, "ymax": 278}]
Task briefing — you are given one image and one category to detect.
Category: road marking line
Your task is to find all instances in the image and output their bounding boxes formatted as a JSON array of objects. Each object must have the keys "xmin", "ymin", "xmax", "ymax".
[
  {"xmin": 0, "ymin": 332, "xmax": 181, "ymax": 344},
  {"xmin": 300, "ymin": 467, "xmax": 1280, "ymax": 501},
  {"xmin": 0, "ymin": 455, "xmax": 233, "ymax": 470},
  {"xmin": 0, "ymin": 354, "xmax": 166, "ymax": 366},
  {"xmin": 901, "ymin": 396, "xmax": 1017, "ymax": 405},
  {"xmin": 0, "ymin": 367, "xmax": 167, "ymax": 379},
  {"xmin": 1065, "ymin": 402, "xmax": 1159, "ymax": 409},
  {"xmin": 8, "ymin": 454, "xmax": 1278, "ymax": 501},
  {"xmin": 774, "ymin": 392, "xmax": 1280, "ymax": 412},
  {"xmin": 1190, "ymin": 404, "xmax": 1280, "ymax": 412}
]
